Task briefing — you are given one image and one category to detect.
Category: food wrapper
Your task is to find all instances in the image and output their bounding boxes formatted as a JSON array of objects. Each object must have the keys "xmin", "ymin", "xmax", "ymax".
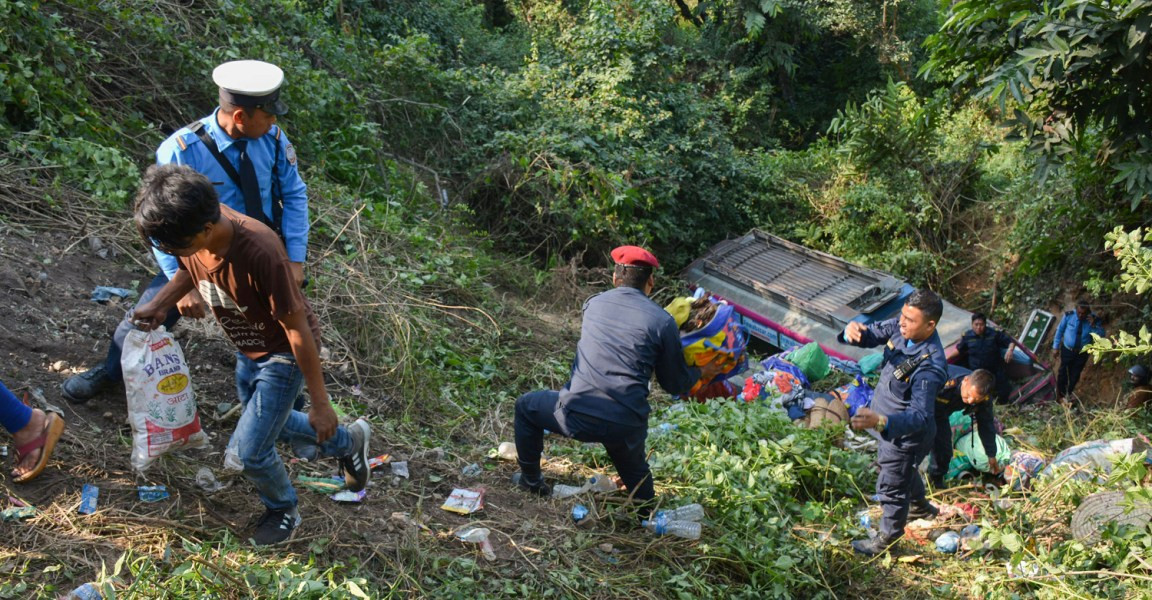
[{"xmin": 440, "ymin": 488, "xmax": 485, "ymax": 514}]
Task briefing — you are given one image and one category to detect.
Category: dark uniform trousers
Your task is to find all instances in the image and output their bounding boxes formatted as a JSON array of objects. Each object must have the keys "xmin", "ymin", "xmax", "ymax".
[
  {"xmin": 1057, "ymin": 346, "xmax": 1089, "ymax": 398},
  {"xmin": 877, "ymin": 427, "xmax": 934, "ymax": 541},
  {"xmin": 514, "ymin": 390, "xmax": 654, "ymax": 501}
]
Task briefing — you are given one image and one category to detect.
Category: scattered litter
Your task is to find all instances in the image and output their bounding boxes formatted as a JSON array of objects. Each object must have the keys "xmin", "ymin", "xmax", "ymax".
[
  {"xmin": 331, "ymin": 489, "xmax": 368, "ymax": 503},
  {"xmin": 137, "ymin": 485, "xmax": 169, "ymax": 502},
  {"xmin": 51, "ymin": 360, "xmax": 69, "ymax": 372},
  {"xmin": 391, "ymin": 461, "xmax": 410, "ymax": 478},
  {"xmin": 296, "ymin": 475, "xmax": 345, "ymax": 493},
  {"xmin": 215, "ymin": 402, "xmax": 234, "ymax": 415},
  {"xmin": 1006, "ymin": 560, "xmax": 1041, "ymax": 578},
  {"xmin": 368, "ymin": 454, "xmax": 392, "ymax": 469},
  {"xmin": 456, "ymin": 526, "xmax": 496, "ymax": 561},
  {"xmin": 1, "ymin": 506, "xmax": 36, "ymax": 521},
  {"xmin": 552, "ymin": 484, "xmax": 586, "ymax": 499},
  {"xmin": 63, "ymin": 582, "xmax": 102, "ymax": 600},
  {"xmin": 461, "ymin": 463, "xmax": 483, "ymax": 477},
  {"xmin": 935, "ymin": 531, "xmax": 960, "ymax": 553},
  {"xmin": 195, "ymin": 467, "xmax": 229, "ymax": 493},
  {"xmin": 554, "ymin": 474, "xmax": 620, "ymax": 499},
  {"xmin": 441, "ymin": 488, "xmax": 485, "ymax": 515},
  {"xmin": 0, "ymin": 445, "xmax": 6, "ymax": 458},
  {"xmin": 496, "ymin": 442, "xmax": 518, "ymax": 461},
  {"xmin": 78, "ymin": 484, "xmax": 99, "ymax": 515},
  {"xmin": 857, "ymin": 510, "xmax": 871, "ymax": 528},
  {"xmin": 571, "ymin": 504, "xmax": 589, "ymax": 523},
  {"xmin": 90, "ymin": 286, "xmax": 137, "ymax": 303}
]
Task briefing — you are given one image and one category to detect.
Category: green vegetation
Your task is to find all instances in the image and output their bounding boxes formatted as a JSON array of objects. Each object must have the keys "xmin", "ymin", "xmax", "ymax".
[{"xmin": 2, "ymin": 0, "xmax": 1150, "ymax": 598}]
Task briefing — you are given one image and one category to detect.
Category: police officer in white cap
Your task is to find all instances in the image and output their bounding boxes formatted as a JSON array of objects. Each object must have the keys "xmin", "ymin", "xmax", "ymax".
[{"xmin": 63, "ymin": 59, "xmax": 311, "ymax": 403}]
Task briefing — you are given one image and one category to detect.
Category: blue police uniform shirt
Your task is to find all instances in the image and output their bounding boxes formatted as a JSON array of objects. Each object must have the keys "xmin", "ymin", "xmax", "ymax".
[
  {"xmin": 838, "ymin": 318, "xmax": 948, "ymax": 441},
  {"xmin": 559, "ymin": 286, "xmax": 699, "ymax": 427},
  {"xmin": 1052, "ymin": 311, "xmax": 1105, "ymax": 351},
  {"xmin": 153, "ymin": 109, "xmax": 308, "ymax": 278}
]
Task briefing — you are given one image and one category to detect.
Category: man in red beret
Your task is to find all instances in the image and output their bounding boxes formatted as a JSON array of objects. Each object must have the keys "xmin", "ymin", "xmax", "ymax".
[{"xmin": 511, "ymin": 245, "xmax": 720, "ymax": 513}]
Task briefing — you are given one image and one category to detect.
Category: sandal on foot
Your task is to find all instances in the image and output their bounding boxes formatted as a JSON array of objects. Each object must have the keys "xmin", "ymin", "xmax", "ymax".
[{"xmin": 13, "ymin": 412, "xmax": 65, "ymax": 483}]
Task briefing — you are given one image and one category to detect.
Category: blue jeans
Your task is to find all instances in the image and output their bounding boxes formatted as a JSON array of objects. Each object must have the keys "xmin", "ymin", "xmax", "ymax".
[
  {"xmin": 514, "ymin": 390, "xmax": 654, "ymax": 502},
  {"xmin": 231, "ymin": 352, "xmax": 354, "ymax": 511},
  {"xmin": 104, "ymin": 273, "xmax": 181, "ymax": 382}
]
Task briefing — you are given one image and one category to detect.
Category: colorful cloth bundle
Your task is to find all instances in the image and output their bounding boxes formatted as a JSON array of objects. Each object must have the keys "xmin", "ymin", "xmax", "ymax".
[{"xmin": 669, "ymin": 298, "xmax": 749, "ymax": 400}]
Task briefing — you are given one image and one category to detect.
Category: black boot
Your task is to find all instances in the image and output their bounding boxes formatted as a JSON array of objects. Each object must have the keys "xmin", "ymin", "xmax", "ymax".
[
  {"xmin": 511, "ymin": 472, "xmax": 551, "ymax": 497},
  {"xmin": 852, "ymin": 535, "xmax": 898, "ymax": 556},
  {"xmin": 908, "ymin": 501, "xmax": 940, "ymax": 521}
]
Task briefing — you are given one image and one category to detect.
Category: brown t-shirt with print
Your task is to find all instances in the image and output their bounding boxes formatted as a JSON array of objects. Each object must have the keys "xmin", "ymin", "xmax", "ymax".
[{"xmin": 178, "ymin": 206, "xmax": 321, "ymax": 360}]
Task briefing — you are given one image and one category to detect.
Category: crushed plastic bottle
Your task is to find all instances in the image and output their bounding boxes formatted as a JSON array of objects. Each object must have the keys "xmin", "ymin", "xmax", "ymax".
[
  {"xmin": 642, "ymin": 516, "xmax": 701, "ymax": 540},
  {"xmin": 461, "ymin": 463, "xmax": 483, "ymax": 477},
  {"xmin": 655, "ymin": 503, "xmax": 704, "ymax": 522},
  {"xmin": 456, "ymin": 527, "xmax": 496, "ymax": 561},
  {"xmin": 552, "ymin": 483, "xmax": 588, "ymax": 499},
  {"xmin": 497, "ymin": 442, "xmax": 518, "ymax": 461},
  {"xmin": 857, "ymin": 510, "xmax": 872, "ymax": 528},
  {"xmin": 648, "ymin": 423, "xmax": 678, "ymax": 436},
  {"xmin": 195, "ymin": 467, "xmax": 228, "ymax": 493}
]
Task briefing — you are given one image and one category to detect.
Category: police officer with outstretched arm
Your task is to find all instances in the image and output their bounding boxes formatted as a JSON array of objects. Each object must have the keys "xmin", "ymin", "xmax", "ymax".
[
  {"xmin": 838, "ymin": 289, "xmax": 948, "ymax": 556},
  {"xmin": 64, "ymin": 60, "xmax": 309, "ymax": 403}
]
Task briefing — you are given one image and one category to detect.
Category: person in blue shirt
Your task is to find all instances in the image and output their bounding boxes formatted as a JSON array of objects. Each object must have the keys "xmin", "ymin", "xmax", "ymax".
[
  {"xmin": 956, "ymin": 312, "xmax": 1015, "ymax": 404},
  {"xmin": 1051, "ymin": 300, "xmax": 1105, "ymax": 403},
  {"xmin": 838, "ymin": 289, "xmax": 948, "ymax": 556},
  {"xmin": 63, "ymin": 60, "xmax": 309, "ymax": 403},
  {"xmin": 511, "ymin": 246, "xmax": 721, "ymax": 512}
]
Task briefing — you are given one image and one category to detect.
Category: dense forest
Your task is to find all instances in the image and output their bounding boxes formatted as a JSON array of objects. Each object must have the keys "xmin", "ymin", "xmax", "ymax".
[{"xmin": 1, "ymin": 0, "xmax": 1151, "ymax": 598}]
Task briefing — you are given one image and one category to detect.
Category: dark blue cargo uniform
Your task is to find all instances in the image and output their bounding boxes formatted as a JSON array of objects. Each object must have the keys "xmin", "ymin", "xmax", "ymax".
[
  {"xmin": 838, "ymin": 318, "xmax": 947, "ymax": 542},
  {"xmin": 514, "ymin": 286, "xmax": 699, "ymax": 502},
  {"xmin": 931, "ymin": 366, "xmax": 997, "ymax": 486},
  {"xmin": 957, "ymin": 327, "xmax": 1013, "ymax": 403}
]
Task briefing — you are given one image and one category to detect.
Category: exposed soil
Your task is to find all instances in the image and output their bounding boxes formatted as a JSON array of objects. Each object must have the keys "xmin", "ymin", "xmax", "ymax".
[{"xmin": 0, "ymin": 218, "xmax": 594, "ymax": 589}]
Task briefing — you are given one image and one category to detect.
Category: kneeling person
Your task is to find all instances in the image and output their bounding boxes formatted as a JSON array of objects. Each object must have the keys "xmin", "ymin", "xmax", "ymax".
[
  {"xmin": 512, "ymin": 246, "xmax": 719, "ymax": 511},
  {"xmin": 930, "ymin": 367, "xmax": 1000, "ymax": 490},
  {"xmin": 130, "ymin": 165, "xmax": 371, "ymax": 546}
]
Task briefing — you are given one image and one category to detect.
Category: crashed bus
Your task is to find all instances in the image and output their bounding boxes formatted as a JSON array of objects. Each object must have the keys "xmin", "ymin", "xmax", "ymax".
[{"xmin": 682, "ymin": 230, "xmax": 1055, "ymax": 404}]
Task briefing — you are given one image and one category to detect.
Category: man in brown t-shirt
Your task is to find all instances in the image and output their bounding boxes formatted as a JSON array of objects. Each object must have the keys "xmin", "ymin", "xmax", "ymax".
[{"xmin": 131, "ymin": 164, "xmax": 371, "ymax": 546}]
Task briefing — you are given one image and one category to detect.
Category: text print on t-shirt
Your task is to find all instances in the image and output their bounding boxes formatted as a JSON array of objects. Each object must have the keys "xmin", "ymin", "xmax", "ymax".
[{"xmin": 198, "ymin": 279, "xmax": 267, "ymax": 348}]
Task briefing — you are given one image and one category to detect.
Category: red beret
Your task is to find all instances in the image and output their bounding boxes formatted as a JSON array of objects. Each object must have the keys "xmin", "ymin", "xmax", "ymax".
[{"xmin": 611, "ymin": 245, "xmax": 660, "ymax": 268}]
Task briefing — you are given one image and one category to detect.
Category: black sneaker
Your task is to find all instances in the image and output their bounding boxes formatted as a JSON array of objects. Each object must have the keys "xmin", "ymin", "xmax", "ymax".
[
  {"xmin": 251, "ymin": 508, "xmax": 302, "ymax": 546},
  {"xmin": 340, "ymin": 419, "xmax": 371, "ymax": 493},
  {"xmin": 61, "ymin": 366, "xmax": 113, "ymax": 403},
  {"xmin": 852, "ymin": 535, "xmax": 897, "ymax": 556},
  {"xmin": 908, "ymin": 501, "xmax": 940, "ymax": 521},
  {"xmin": 511, "ymin": 472, "xmax": 551, "ymax": 497}
]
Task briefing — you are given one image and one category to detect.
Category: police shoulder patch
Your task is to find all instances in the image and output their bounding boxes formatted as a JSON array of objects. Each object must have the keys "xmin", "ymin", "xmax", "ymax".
[{"xmin": 286, "ymin": 143, "xmax": 297, "ymax": 165}]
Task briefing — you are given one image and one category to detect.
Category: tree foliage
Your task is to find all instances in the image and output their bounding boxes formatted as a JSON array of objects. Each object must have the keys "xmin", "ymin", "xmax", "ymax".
[{"xmin": 923, "ymin": 0, "xmax": 1152, "ymax": 209}]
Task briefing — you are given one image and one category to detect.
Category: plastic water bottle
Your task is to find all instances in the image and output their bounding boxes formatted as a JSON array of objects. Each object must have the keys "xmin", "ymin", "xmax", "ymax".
[
  {"xmin": 497, "ymin": 442, "xmax": 518, "ymax": 461},
  {"xmin": 552, "ymin": 483, "xmax": 588, "ymax": 499},
  {"xmin": 642, "ymin": 517, "xmax": 702, "ymax": 540},
  {"xmin": 587, "ymin": 474, "xmax": 618, "ymax": 493},
  {"xmin": 655, "ymin": 503, "xmax": 704, "ymax": 522}
]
